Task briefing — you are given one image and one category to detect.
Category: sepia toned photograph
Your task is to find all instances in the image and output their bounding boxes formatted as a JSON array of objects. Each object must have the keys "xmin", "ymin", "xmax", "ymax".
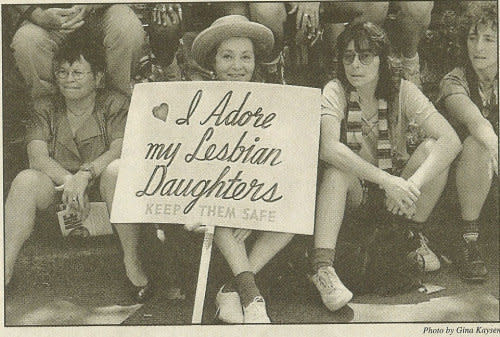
[{"xmin": 2, "ymin": 0, "xmax": 498, "ymax": 332}]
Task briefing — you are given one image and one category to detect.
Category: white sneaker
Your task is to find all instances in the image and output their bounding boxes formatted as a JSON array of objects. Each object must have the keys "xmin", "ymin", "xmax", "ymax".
[
  {"xmin": 413, "ymin": 232, "xmax": 440, "ymax": 272},
  {"xmin": 311, "ymin": 266, "xmax": 353, "ymax": 312},
  {"xmin": 243, "ymin": 296, "xmax": 271, "ymax": 324},
  {"xmin": 215, "ymin": 285, "xmax": 243, "ymax": 324}
]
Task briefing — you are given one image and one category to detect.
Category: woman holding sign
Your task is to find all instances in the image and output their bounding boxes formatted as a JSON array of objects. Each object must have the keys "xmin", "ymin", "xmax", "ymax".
[
  {"xmin": 190, "ymin": 15, "xmax": 294, "ymax": 324},
  {"xmin": 436, "ymin": 2, "xmax": 497, "ymax": 282},
  {"xmin": 4, "ymin": 33, "xmax": 151, "ymax": 303},
  {"xmin": 313, "ymin": 22, "xmax": 461, "ymax": 311}
]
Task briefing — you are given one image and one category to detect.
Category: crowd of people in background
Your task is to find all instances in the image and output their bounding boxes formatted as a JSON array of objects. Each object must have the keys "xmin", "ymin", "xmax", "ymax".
[{"xmin": 3, "ymin": 2, "xmax": 498, "ymax": 324}]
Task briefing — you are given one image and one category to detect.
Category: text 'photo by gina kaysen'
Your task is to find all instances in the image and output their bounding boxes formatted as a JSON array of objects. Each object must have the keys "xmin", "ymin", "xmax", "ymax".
[{"xmin": 2, "ymin": 0, "xmax": 498, "ymax": 334}]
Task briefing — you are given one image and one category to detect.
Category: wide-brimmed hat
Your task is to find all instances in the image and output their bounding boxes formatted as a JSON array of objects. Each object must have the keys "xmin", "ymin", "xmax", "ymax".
[{"xmin": 192, "ymin": 15, "xmax": 275, "ymax": 69}]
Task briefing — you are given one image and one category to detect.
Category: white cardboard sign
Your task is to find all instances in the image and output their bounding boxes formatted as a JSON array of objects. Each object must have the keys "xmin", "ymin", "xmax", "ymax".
[{"xmin": 111, "ymin": 82, "xmax": 320, "ymax": 235}]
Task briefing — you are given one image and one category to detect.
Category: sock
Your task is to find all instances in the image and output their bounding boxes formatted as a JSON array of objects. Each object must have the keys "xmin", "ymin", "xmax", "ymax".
[
  {"xmin": 234, "ymin": 271, "xmax": 261, "ymax": 308},
  {"xmin": 311, "ymin": 248, "xmax": 335, "ymax": 274},
  {"xmin": 462, "ymin": 219, "xmax": 479, "ymax": 243},
  {"xmin": 221, "ymin": 278, "xmax": 236, "ymax": 293}
]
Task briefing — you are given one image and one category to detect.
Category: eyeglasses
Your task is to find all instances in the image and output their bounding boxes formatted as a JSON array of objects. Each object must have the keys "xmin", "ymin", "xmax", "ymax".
[
  {"xmin": 54, "ymin": 69, "xmax": 93, "ymax": 80},
  {"xmin": 342, "ymin": 51, "xmax": 377, "ymax": 66}
]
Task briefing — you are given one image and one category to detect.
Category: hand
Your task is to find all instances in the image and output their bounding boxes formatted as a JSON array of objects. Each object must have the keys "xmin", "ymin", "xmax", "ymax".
[
  {"xmin": 288, "ymin": 2, "xmax": 320, "ymax": 34},
  {"xmin": 62, "ymin": 171, "xmax": 90, "ymax": 212},
  {"xmin": 385, "ymin": 196, "xmax": 416, "ymax": 219},
  {"xmin": 30, "ymin": 7, "xmax": 80, "ymax": 30},
  {"xmin": 232, "ymin": 228, "xmax": 252, "ymax": 243},
  {"xmin": 152, "ymin": 4, "xmax": 182, "ymax": 27},
  {"xmin": 381, "ymin": 175, "xmax": 420, "ymax": 210},
  {"xmin": 60, "ymin": 5, "xmax": 94, "ymax": 31}
]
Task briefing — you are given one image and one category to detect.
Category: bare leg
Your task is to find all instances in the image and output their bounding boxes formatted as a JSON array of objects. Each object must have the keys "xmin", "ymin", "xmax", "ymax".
[
  {"xmin": 456, "ymin": 136, "xmax": 494, "ymax": 221},
  {"xmin": 5, "ymin": 169, "xmax": 57, "ymax": 285},
  {"xmin": 249, "ymin": 3, "xmax": 287, "ymax": 61},
  {"xmin": 100, "ymin": 159, "xmax": 147, "ymax": 287},
  {"xmin": 214, "ymin": 227, "xmax": 252, "ymax": 276},
  {"xmin": 248, "ymin": 231, "xmax": 294, "ymax": 274},
  {"xmin": 400, "ymin": 139, "xmax": 449, "ymax": 222},
  {"xmin": 314, "ymin": 164, "xmax": 363, "ymax": 250},
  {"xmin": 394, "ymin": 2, "xmax": 433, "ymax": 59}
]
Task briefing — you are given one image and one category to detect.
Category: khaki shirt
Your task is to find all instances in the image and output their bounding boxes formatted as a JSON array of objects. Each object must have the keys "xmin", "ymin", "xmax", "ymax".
[{"xmin": 26, "ymin": 89, "xmax": 129, "ymax": 173}]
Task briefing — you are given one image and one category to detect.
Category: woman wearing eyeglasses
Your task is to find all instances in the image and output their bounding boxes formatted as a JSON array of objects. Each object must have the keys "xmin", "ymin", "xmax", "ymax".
[
  {"xmin": 312, "ymin": 22, "xmax": 461, "ymax": 311},
  {"xmin": 5, "ymin": 33, "xmax": 151, "ymax": 303}
]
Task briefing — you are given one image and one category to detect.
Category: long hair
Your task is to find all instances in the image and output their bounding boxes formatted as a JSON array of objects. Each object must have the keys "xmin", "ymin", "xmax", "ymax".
[
  {"xmin": 456, "ymin": 2, "xmax": 498, "ymax": 108},
  {"xmin": 336, "ymin": 22, "xmax": 394, "ymax": 101}
]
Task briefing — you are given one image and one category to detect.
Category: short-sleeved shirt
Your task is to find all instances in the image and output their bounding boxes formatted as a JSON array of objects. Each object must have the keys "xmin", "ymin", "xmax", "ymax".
[
  {"xmin": 437, "ymin": 67, "xmax": 499, "ymax": 141},
  {"xmin": 321, "ymin": 79, "xmax": 436, "ymax": 166},
  {"xmin": 26, "ymin": 89, "xmax": 129, "ymax": 173}
]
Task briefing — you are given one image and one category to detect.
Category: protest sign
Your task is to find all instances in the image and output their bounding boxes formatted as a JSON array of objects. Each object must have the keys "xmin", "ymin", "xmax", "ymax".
[{"xmin": 111, "ymin": 82, "xmax": 320, "ymax": 235}]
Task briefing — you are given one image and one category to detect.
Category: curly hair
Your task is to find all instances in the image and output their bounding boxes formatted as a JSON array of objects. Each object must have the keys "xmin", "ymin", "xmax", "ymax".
[
  {"xmin": 336, "ymin": 22, "xmax": 394, "ymax": 101},
  {"xmin": 53, "ymin": 28, "xmax": 106, "ymax": 75}
]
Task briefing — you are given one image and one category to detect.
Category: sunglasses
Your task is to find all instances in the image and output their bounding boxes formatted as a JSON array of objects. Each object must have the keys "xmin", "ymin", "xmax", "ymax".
[{"xmin": 342, "ymin": 51, "xmax": 377, "ymax": 66}]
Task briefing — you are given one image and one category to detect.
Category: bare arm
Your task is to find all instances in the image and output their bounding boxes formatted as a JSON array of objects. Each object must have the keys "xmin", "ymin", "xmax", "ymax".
[
  {"xmin": 90, "ymin": 138, "xmax": 123, "ymax": 178},
  {"xmin": 61, "ymin": 138, "xmax": 123, "ymax": 209},
  {"xmin": 409, "ymin": 112, "xmax": 462, "ymax": 189},
  {"xmin": 320, "ymin": 115, "xmax": 420, "ymax": 207},
  {"xmin": 444, "ymin": 94, "xmax": 498, "ymax": 171},
  {"xmin": 27, "ymin": 140, "xmax": 72, "ymax": 186}
]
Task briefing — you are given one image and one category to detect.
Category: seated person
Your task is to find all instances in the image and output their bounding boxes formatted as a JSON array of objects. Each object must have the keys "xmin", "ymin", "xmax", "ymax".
[
  {"xmin": 312, "ymin": 22, "xmax": 461, "ymax": 311},
  {"xmin": 436, "ymin": 2, "xmax": 497, "ymax": 282},
  {"xmin": 11, "ymin": 4, "xmax": 145, "ymax": 98},
  {"xmin": 190, "ymin": 15, "xmax": 294, "ymax": 323},
  {"xmin": 5, "ymin": 34, "xmax": 151, "ymax": 303}
]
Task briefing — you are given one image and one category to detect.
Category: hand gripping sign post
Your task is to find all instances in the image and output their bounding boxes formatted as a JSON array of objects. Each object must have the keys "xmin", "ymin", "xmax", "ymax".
[{"xmin": 111, "ymin": 82, "xmax": 320, "ymax": 323}]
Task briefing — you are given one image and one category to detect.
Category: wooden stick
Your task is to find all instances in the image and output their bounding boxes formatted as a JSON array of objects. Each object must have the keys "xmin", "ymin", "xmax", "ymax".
[{"xmin": 191, "ymin": 225, "xmax": 215, "ymax": 324}]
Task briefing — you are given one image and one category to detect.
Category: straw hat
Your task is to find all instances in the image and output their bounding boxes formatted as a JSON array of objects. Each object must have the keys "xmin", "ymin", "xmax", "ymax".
[{"xmin": 192, "ymin": 15, "xmax": 275, "ymax": 69}]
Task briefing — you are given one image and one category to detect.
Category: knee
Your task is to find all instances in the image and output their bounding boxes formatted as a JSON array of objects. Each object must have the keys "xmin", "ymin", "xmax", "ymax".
[
  {"xmin": 101, "ymin": 159, "xmax": 120, "ymax": 189},
  {"xmin": 399, "ymin": 2, "xmax": 433, "ymax": 27},
  {"xmin": 99, "ymin": 160, "xmax": 120, "ymax": 196},
  {"xmin": 102, "ymin": 5, "xmax": 146, "ymax": 49},
  {"xmin": 249, "ymin": 3, "xmax": 286, "ymax": 30},
  {"xmin": 355, "ymin": 3, "xmax": 389, "ymax": 24},
  {"xmin": 321, "ymin": 165, "xmax": 352, "ymax": 189},
  {"xmin": 460, "ymin": 136, "xmax": 490, "ymax": 163},
  {"xmin": 11, "ymin": 24, "xmax": 49, "ymax": 55},
  {"xmin": 10, "ymin": 169, "xmax": 48, "ymax": 192}
]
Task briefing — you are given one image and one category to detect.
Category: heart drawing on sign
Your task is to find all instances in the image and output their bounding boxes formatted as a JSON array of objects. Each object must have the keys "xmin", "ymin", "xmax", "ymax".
[{"xmin": 152, "ymin": 103, "xmax": 169, "ymax": 122}]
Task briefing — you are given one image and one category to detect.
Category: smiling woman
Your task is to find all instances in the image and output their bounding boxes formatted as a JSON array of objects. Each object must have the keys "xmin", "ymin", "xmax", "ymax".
[
  {"xmin": 4, "ymin": 33, "xmax": 153, "ymax": 304},
  {"xmin": 188, "ymin": 15, "xmax": 294, "ymax": 324}
]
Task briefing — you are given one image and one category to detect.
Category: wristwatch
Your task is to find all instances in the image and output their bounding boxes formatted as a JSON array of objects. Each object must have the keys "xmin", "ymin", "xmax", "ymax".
[{"xmin": 79, "ymin": 163, "xmax": 96, "ymax": 183}]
